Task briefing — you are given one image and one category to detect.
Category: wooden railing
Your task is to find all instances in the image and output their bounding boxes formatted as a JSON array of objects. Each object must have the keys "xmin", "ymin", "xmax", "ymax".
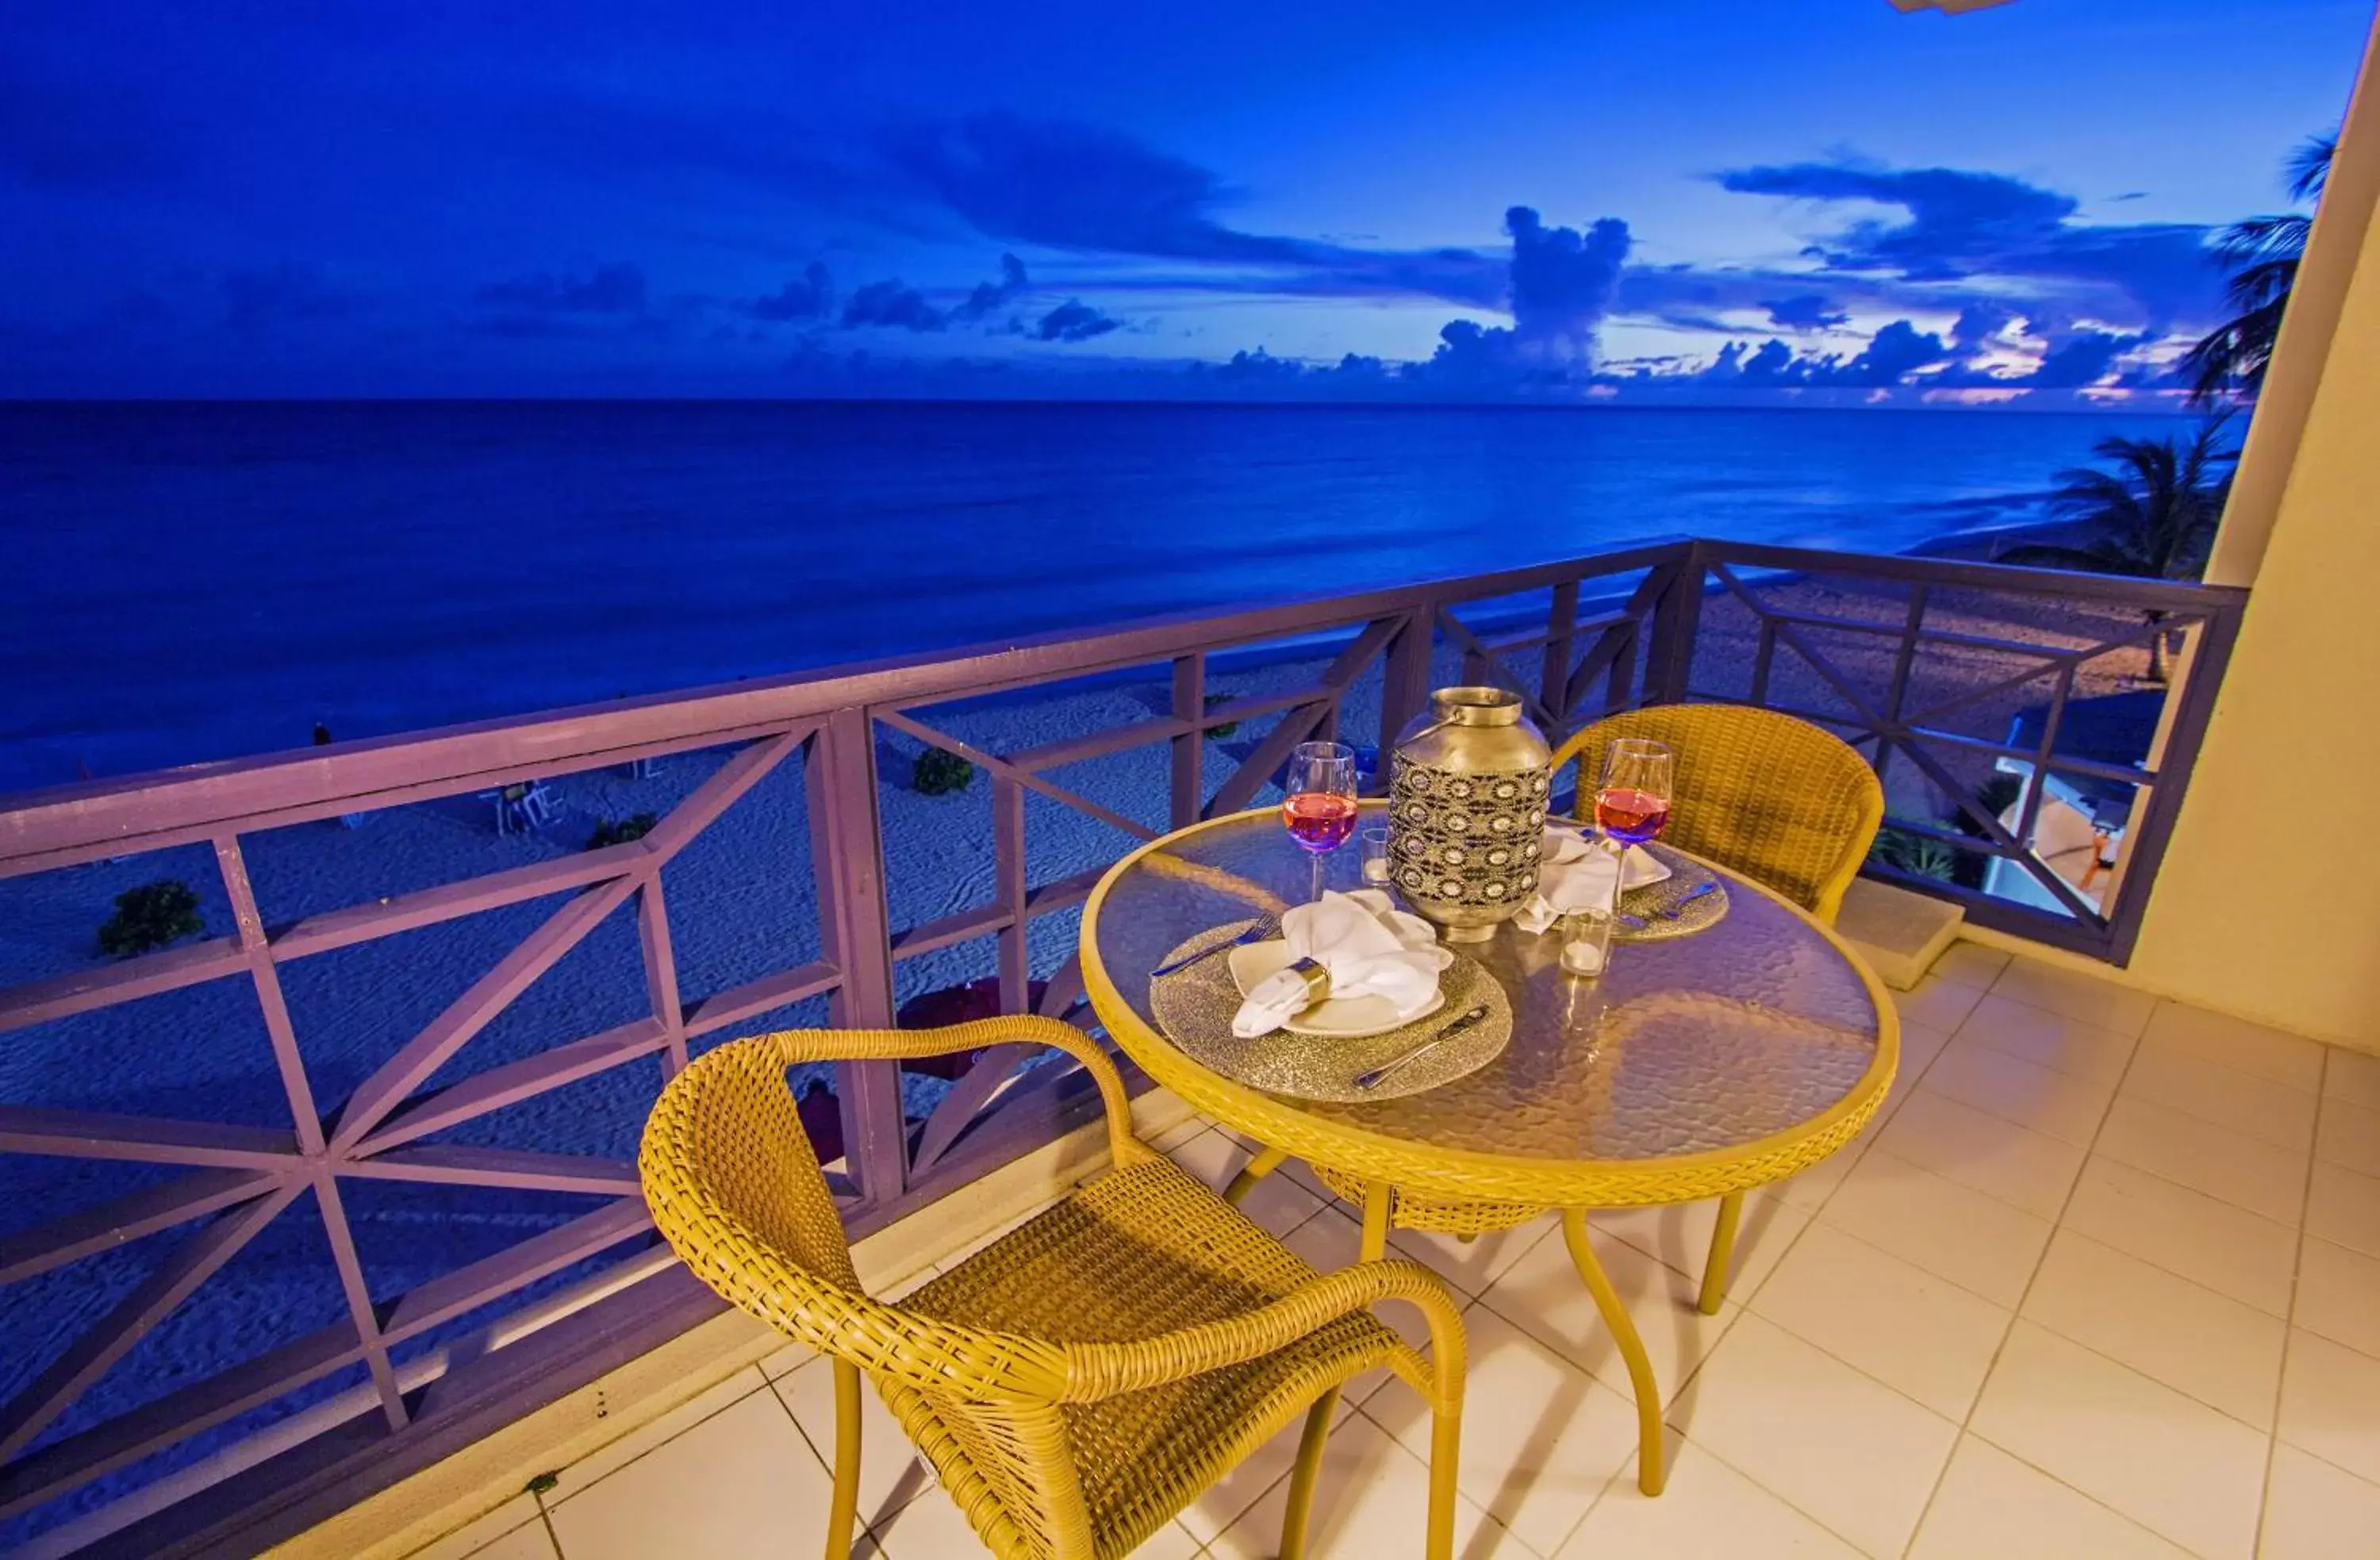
[{"xmin": 0, "ymin": 536, "xmax": 2243, "ymax": 1555}]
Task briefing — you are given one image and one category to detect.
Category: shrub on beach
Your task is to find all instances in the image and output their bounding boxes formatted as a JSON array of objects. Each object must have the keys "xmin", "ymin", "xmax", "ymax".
[
  {"xmin": 1203, "ymin": 693, "xmax": 1239, "ymax": 738},
  {"xmin": 97, "ymin": 879, "xmax": 205, "ymax": 958},
  {"xmin": 1868, "ymin": 828, "xmax": 1958, "ymax": 884},
  {"xmin": 587, "ymin": 813, "xmax": 658, "ymax": 850},
  {"xmin": 912, "ymin": 748, "xmax": 975, "ymax": 796}
]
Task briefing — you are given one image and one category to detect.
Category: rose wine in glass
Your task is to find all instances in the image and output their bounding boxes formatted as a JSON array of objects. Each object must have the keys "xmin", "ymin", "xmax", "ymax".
[
  {"xmin": 1594, "ymin": 737, "xmax": 1674, "ymax": 916},
  {"xmin": 1282, "ymin": 740, "xmax": 1360, "ymax": 901}
]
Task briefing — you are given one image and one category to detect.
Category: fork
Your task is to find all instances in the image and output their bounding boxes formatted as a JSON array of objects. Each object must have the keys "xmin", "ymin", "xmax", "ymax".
[{"xmin": 1150, "ymin": 913, "xmax": 1281, "ymax": 978}]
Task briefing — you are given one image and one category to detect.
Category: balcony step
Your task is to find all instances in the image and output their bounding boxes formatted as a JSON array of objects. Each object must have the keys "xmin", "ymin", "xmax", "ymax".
[{"xmin": 1838, "ymin": 877, "xmax": 1965, "ymax": 991}]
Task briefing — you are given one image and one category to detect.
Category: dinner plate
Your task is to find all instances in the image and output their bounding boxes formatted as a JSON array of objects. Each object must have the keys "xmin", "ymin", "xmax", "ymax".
[
  {"xmin": 1544, "ymin": 826, "xmax": 1676, "ymax": 890},
  {"xmin": 1226, "ymin": 941, "xmax": 1447, "ymax": 1038}
]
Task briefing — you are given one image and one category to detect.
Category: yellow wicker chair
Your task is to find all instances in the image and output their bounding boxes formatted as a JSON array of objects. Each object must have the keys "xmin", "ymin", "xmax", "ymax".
[
  {"xmin": 1550, "ymin": 701, "xmax": 1885, "ymax": 926},
  {"xmin": 639, "ymin": 1016, "xmax": 1468, "ymax": 1560}
]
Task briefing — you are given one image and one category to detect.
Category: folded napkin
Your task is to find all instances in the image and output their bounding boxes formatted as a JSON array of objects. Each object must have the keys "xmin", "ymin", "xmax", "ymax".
[
  {"xmin": 1232, "ymin": 889, "xmax": 1454, "ymax": 1037},
  {"xmin": 1513, "ymin": 826, "xmax": 1666, "ymax": 936}
]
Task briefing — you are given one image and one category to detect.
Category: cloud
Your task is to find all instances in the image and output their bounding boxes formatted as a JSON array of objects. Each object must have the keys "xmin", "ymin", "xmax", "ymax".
[
  {"xmin": 748, "ymin": 261, "xmax": 834, "ymax": 322},
  {"xmin": 1035, "ymin": 298, "xmax": 1120, "ymax": 342},
  {"xmin": 1505, "ymin": 209, "xmax": 1631, "ymax": 357},
  {"xmin": 1762, "ymin": 294, "xmax": 1850, "ymax": 332},
  {"xmin": 474, "ymin": 263, "xmax": 648, "ymax": 315},
  {"xmin": 2010, "ymin": 327, "xmax": 2147, "ymax": 388},
  {"xmin": 842, "ymin": 279, "xmax": 946, "ymax": 331},
  {"xmin": 952, "ymin": 254, "xmax": 1028, "ymax": 323},
  {"xmin": 883, "ymin": 112, "xmax": 1504, "ymax": 308},
  {"xmin": 1715, "ymin": 159, "xmax": 2217, "ymax": 331}
]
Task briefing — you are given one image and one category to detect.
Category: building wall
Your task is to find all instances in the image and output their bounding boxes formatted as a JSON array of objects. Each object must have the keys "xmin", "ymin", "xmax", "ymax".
[{"xmin": 2129, "ymin": 147, "xmax": 2380, "ymax": 1051}]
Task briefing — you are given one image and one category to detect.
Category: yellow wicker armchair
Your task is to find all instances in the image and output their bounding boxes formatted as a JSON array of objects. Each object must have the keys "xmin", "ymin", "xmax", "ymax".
[
  {"xmin": 639, "ymin": 1016, "xmax": 1468, "ymax": 1560},
  {"xmin": 1551, "ymin": 701, "xmax": 1885, "ymax": 925}
]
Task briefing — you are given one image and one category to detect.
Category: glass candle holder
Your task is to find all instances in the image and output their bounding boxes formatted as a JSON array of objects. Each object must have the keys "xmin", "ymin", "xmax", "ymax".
[
  {"xmin": 1558, "ymin": 907, "xmax": 1616, "ymax": 978},
  {"xmin": 1359, "ymin": 826, "xmax": 1394, "ymax": 886}
]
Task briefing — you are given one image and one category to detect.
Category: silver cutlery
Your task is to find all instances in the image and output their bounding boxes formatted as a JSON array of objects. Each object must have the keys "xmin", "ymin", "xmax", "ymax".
[
  {"xmin": 1353, "ymin": 1003, "xmax": 1492, "ymax": 1092},
  {"xmin": 1654, "ymin": 882, "xmax": 1719, "ymax": 920},
  {"xmin": 1150, "ymin": 913, "xmax": 1280, "ymax": 978}
]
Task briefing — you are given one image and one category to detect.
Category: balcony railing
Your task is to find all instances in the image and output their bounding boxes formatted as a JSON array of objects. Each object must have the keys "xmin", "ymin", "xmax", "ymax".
[{"xmin": 0, "ymin": 537, "xmax": 2245, "ymax": 1556}]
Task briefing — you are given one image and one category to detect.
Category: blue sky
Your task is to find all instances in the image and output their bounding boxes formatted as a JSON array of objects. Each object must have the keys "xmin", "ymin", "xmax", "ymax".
[{"xmin": 1, "ymin": 0, "xmax": 2369, "ymax": 403}]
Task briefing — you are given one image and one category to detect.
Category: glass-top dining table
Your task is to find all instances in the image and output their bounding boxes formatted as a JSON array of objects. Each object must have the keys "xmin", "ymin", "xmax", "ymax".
[{"xmin": 1079, "ymin": 801, "xmax": 1899, "ymax": 1495}]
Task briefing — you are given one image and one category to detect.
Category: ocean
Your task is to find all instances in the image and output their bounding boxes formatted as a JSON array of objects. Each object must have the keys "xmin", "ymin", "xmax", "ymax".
[{"xmin": 0, "ymin": 398, "xmax": 2189, "ymax": 796}]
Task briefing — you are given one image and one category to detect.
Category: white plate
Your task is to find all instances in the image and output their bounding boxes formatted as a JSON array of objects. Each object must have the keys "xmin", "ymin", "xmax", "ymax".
[
  {"xmin": 1544, "ymin": 828, "xmax": 1675, "ymax": 890},
  {"xmin": 1226, "ymin": 942, "xmax": 1446, "ymax": 1038}
]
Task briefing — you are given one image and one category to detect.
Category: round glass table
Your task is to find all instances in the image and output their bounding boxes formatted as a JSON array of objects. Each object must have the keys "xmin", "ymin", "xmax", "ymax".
[{"xmin": 1080, "ymin": 804, "xmax": 1898, "ymax": 1494}]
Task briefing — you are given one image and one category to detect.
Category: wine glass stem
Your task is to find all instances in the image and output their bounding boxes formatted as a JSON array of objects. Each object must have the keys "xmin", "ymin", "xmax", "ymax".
[{"xmin": 1311, "ymin": 851, "xmax": 1325, "ymax": 904}]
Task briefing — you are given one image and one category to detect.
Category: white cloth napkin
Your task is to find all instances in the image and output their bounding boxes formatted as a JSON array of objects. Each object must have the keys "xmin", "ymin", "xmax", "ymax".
[
  {"xmin": 1231, "ymin": 889, "xmax": 1454, "ymax": 1037},
  {"xmin": 1513, "ymin": 826, "xmax": 1667, "ymax": 936}
]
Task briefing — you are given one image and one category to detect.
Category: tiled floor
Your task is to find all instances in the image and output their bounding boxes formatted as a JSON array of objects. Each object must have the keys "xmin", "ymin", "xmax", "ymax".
[{"xmin": 412, "ymin": 949, "xmax": 2380, "ymax": 1559}]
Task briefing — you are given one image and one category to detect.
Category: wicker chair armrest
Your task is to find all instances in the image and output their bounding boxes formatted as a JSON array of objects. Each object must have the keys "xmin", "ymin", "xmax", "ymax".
[
  {"xmin": 762, "ymin": 1016, "xmax": 1157, "ymax": 1168},
  {"xmin": 1058, "ymin": 1258, "xmax": 1464, "ymax": 1404}
]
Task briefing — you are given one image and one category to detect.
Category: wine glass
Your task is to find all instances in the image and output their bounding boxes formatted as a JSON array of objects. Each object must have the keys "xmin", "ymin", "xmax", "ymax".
[
  {"xmin": 1593, "ymin": 736, "xmax": 1674, "ymax": 914},
  {"xmin": 1281, "ymin": 740, "xmax": 1360, "ymax": 902}
]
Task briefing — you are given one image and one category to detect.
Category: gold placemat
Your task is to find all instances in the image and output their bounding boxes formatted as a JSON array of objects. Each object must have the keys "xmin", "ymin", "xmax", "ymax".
[
  {"xmin": 1613, "ymin": 847, "xmax": 1731, "ymax": 943},
  {"xmin": 1146, "ymin": 921, "xmax": 1513, "ymax": 1103}
]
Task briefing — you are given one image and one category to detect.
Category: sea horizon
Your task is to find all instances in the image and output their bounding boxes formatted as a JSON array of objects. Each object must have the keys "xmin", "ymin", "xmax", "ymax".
[{"xmin": 0, "ymin": 397, "xmax": 2194, "ymax": 796}]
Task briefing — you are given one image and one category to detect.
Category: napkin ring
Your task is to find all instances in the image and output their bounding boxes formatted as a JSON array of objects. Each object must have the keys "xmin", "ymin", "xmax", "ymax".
[{"xmin": 1286, "ymin": 957, "xmax": 1332, "ymax": 1005}]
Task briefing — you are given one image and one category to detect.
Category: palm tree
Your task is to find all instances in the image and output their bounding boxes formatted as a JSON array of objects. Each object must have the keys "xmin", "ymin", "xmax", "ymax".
[
  {"xmin": 1993, "ymin": 417, "xmax": 2237, "ymax": 681},
  {"xmin": 2183, "ymin": 133, "xmax": 2336, "ymax": 403}
]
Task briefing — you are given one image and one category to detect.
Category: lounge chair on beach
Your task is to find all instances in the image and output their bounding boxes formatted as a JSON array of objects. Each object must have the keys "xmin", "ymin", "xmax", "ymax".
[{"xmin": 486, "ymin": 780, "xmax": 557, "ymax": 836}]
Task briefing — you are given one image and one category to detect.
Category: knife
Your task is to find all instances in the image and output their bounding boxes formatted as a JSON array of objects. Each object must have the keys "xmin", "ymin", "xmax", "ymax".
[
  {"xmin": 1353, "ymin": 1003, "xmax": 1492, "ymax": 1091},
  {"xmin": 1655, "ymin": 882, "xmax": 1720, "ymax": 920}
]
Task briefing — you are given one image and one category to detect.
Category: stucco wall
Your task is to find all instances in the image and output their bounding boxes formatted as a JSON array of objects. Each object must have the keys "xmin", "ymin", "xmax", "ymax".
[{"xmin": 2130, "ymin": 163, "xmax": 2380, "ymax": 1051}]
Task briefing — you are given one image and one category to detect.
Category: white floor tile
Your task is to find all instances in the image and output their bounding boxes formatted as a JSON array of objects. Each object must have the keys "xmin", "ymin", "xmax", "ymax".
[
  {"xmin": 2294, "ymin": 1237, "xmax": 2380, "ymax": 1362},
  {"xmin": 2315, "ymin": 1095, "xmax": 2380, "ymax": 1181},
  {"xmin": 1481, "ymin": 1216, "xmax": 1738, "ymax": 1405},
  {"xmin": 1955, "ymin": 993, "xmax": 2137, "ymax": 1085},
  {"xmin": 1592, "ymin": 1190, "xmax": 1807, "ymax": 1304},
  {"xmin": 1668, "ymin": 1312, "xmax": 1957, "ymax": 1558},
  {"xmin": 1751, "ymin": 1222, "xmax": 2013, "ymax": 1420},
  {"xmin": 2278, "ymin": 1329, "xmax": 2380, "ymax": 1488},
  {"xmin": 1203, "ymin": 1409, "xmax": 1511, "ymax": 1558},
  {"xmin": 1895, "ymin": 975, "xmax": 1987, "ymax": 1034},
  {"xmin": 2123, "ymin": 1042, "xmax": 2320, "ymax": 1151},
  {"xmin": 1908, "ymin": 1435, "xmax": 2190, "ymax": 1560},
  {"xmin": 2019, "ymin": 1228, "xmax": 2286, "ymax": 1430},
  {"xmin": 544, "ymin": 1385, "xmax": 842, "ymax": 1560},
  {"xmin": 2325, "ymin": 1048, "xmax": 2380, "ymax": 1112},
  {"xmin": 2141, "ymin": 1002, "xmax": 2325, "ymax": 1092},
  {"xmin": 1167, "ymin": 1128, "xmax": 1326, "ymax": 1236},
  {"xmin": 1877, "ymin": 1088, "xmax": 2086, "ymax": 1218},
  {"xmin": 1970, "ymin": 1321, "xmax": 2269, "ymax": 1559},
  {"xmin": 2259, "ymin": 1443, "xmax": 2380, "ymax": 1560},
  {"xmin": 409, "ymin": 1495, "xmax": 549, "ymax": 1560},
  {"xmin": 1148, "ymin": 1111, "xmax": 1215, "ymax": 1155},
  {"xmin": 541, "ymin": 1366, "xmax": 776, "ymax": 1505},
  {"xmin": 1361, "ymin": 1307, "xmax": 1638, "ymax": 1556},
  {"xmin": 2094, "ymin": 1097, "xmax": 2311, "ymax": 1226},
  {"xmin": 2305, "ymin": 1161, "xmax": 2380, "ymax": 1262},
  {"xmin": 1921, "ymin": 1035, "xmax": 2115, "ymax": 1147},
  {"xmin": 1929, "ymin": 941, "xmax": 2011, "ymax": 991},
  {"xmin": 760, "ymin": 1342, "xmax": 814, "ymax": 1381},
  {"xmin": 1384, "ymin": 1216, "xmax": 1558, "ymax": 1300},
  {"xmin": 1818, "ymin": 1147, "xmax": 2054, "ymax": 1307},
  {"xmin": 1990, "ymin": 957, "xmax": 2156, "ymax": 1037},
  {"xmin": 1556, "ymin": 1431, "xmax": 1864, "ymax": 1558},
  {"xmin": 776, "ymin": 1359, "xmax": 937, "ymax": 1530},
  {"xmin": 2059, "ymin": 1155, "xmax": 2300, "ymax": 1316}
]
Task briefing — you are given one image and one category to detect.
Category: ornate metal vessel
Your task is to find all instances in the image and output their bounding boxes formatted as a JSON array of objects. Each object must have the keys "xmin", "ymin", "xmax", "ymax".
[{"xmin": 1388, "ymin": 686, "xmax": 1553, "ymax": 941}]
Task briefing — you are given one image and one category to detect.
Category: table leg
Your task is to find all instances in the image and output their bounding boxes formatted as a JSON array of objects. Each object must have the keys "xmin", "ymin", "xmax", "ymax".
[
  {"xmin": 1698, "ymin": 1191, "xmax": 1743, "ymax": 1316},
  {"xmin": 1560, "ymin": 1208, "xmax": 1665, "ymax": 1497},
  {"xmin": 1360, "ymin": 1180, "xmax": 1392, "ymax": 1262},
  {"xmin": 1222, "ymin": 1143, "xmax": 1289, "ymax": 1208}
]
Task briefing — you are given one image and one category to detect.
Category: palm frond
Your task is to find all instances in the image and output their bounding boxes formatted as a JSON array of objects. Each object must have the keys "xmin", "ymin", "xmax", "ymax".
[
  {"xmin": 2213, "ymin": 214, "xmax": 2312, "ymax": 267},
  {"xmin": 2289, "ymin": 133, "xmax": 2337, "ymax": 203}
]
